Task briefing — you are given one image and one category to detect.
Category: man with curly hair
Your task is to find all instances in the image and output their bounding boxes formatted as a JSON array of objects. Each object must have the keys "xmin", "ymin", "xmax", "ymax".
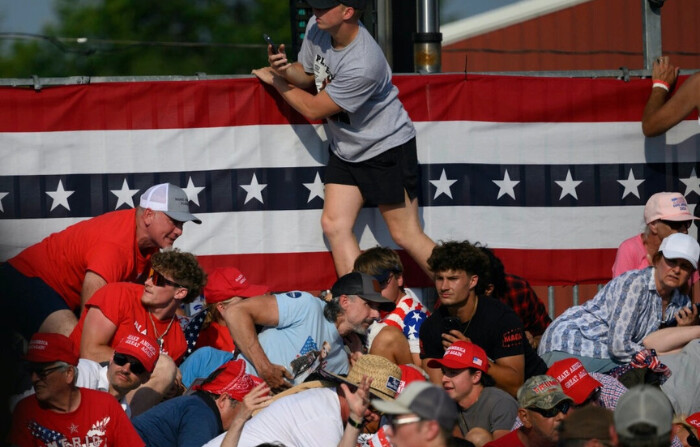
[
  {"xmin": 419, "ymin": 241, "xmax": 547, "ymax": 397},
  {"xmin": 70, "ymin": 249, "xmax": 207, "ymax": 365}
]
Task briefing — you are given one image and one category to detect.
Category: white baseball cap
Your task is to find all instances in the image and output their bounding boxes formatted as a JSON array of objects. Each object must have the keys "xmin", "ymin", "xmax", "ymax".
[
  {"xmin": 140, "ymin": 183, "xmax": 201, "ymax": 224},
  {"xmin": 658, "ymin": 233, "xmax": 700, "ymax": 269}
]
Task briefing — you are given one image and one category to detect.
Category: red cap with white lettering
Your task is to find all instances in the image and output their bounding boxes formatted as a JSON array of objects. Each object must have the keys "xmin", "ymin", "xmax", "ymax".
[
  {"xmin": 547, "ymin": 358, "xmax": 602, "ymax": 405},
  {"xmin": 426, "ymin": 341, "xmax": 489, "ymax": 373}
]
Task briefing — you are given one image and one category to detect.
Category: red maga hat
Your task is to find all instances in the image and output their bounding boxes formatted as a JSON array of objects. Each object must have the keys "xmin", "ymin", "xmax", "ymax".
[
  {"xmin": 547, "ymin": 358, "xmax": 602, "ymax": 405},
  {"xmin": 26, "ymin": 333, "xmax": 79, "ymax": 366},
  {"xmin": 204, "ymin": 267, "xmax": 269, "ymax": 303},
  {"xmin": 114, "ymin": 333, "xmax": 160, "ymax": 373},
  {"xmin": 427, "ymin": 341, "xmax": 489, "ymax": 374}
]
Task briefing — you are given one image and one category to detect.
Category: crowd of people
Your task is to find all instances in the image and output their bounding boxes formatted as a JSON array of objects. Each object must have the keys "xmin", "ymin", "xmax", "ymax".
[{"xmin": 3, "ymin": 0, "xmax": 700, "ymax": 446}]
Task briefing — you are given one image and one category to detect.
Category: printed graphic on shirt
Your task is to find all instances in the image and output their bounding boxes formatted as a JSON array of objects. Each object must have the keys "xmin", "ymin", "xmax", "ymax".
[
  {"xmin": 502, "ymin": 328, "xmax": 524, "ymax": 348},
  {"xmin": 312, "ymin": 53, "xmax": 349, "ymax": 124},
  {"xmin": 290, "ymin": 338, "xmax": 331, "ymax": 382},
  {"xmin": 29, "ymin": 416, "xmax": 112, "ymax": 447},
  {"xmin": 313, "ymin": 54, "xmax": 333, "ymax": 92}
]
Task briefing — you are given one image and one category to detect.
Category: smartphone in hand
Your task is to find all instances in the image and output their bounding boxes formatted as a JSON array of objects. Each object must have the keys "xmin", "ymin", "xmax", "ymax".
[
  {"xmin": 443, "ymin": 316, "xmax": 462, "ymax": 334},
  {"xmin": 263, "ymin": 33, "xmax": 279, "ymax": 54}
]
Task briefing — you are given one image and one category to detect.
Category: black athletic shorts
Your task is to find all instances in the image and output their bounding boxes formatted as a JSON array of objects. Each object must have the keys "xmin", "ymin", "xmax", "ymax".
[{"xmin": 324, "ymin": 137, "xmax": 419, "ymax": 206}]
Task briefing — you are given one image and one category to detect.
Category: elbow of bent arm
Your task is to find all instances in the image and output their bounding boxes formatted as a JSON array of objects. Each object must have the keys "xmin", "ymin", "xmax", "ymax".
[{"xmin": 642, "ymin": 121, "xmax": 664, "ymax": 137}]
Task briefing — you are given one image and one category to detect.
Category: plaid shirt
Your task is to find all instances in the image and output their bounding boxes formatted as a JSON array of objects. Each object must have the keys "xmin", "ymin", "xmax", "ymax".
[
  {"xmin": 499, "ymin": 274, "xmax": 551, "ymax": 337},
  {"xmin": 590, "ymin": 372, "xmax": 626, "ymax": 409}
]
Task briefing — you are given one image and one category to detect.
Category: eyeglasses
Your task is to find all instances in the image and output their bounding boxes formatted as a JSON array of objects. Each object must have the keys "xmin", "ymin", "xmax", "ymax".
[
  {"xmin": 148, "ymin": 268, "xmax": 184, "ymax": 289},
  {"xmin": 663, "ymin": 256, "xmax": 695, "ymax": 272},
  {"xmin": 660, "ymin": 220, "xmax": 692, "ymax": 231},
  {"xmin": 113, "ymin": 352, "xmax": 147, "ymax": 375},
  {"xmin": 687, "ymin": 430, "xmax": 700, "ymax": 447},
  {"xmin": 31, "ymin": 365, "xmax": 66, "ymax": 380},
  {"xmin": 386, "ymin": 414, "xmax": 422, "ymax": 430},
  {"xmin": 527, "ymin": 401, "xmax": 570, "ymax": 418}
]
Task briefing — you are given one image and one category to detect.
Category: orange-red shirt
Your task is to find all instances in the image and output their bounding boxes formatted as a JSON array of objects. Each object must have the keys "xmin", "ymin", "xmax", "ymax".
[
  {"xmin": 196, "ymin": 321, "xmax": 236, "ymax": 353},
  {"xmin": 9, "ymin": 209, "xmax": 154, "ymax": 311},
  {"xmin": 71, "ymin": 282, "xmax": 187, "ymax": 364}
]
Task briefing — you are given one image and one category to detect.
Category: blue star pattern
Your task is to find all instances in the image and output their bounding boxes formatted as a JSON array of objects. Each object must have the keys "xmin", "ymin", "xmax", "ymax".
[
  {"xmin": 182, "ymin": 309, "xmax": 208, "ymax": 361},
  {"xmin": 1, "ymin": 163, "xmax": 698, "ymax": 220},
  {"xmin": 28, "ymin": 420, "xmax": 66, "ymax": 444},
  {"xmin": 403, "ymin": 310, "xmax": 427, "ymax": 341},
  {"xmin": 299, "ymin": 336, "xmax": 318, "ymax": 356}
]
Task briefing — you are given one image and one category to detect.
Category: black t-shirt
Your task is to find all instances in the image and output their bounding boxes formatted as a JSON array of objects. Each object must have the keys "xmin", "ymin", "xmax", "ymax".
[{"xmin": 419, "ymin": 296, "xmax": 547, "ymax": 379}]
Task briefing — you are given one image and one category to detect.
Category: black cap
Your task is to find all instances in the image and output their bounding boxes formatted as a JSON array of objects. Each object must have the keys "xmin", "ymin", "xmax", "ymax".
[
  {"xmin": 306, "ymin": 0, "xmax": 366, "ymax": 10},
  {"xmin": 331, "ymin": 272, "xmax": 395, "ymax": 311}
]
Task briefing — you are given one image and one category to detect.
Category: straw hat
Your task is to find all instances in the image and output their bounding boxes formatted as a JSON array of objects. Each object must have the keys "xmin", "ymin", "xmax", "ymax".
[{"xmin": 321, "ymin": 354, "xmax": 402, "ymax": 400}]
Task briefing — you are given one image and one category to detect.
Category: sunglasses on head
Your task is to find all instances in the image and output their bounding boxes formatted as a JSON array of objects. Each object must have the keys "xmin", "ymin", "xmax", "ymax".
[
  {"xmin": 527, "ymin": 401, "xmax": 570, "ymax": 418},
  {"xmin": 148, "ymin": 268, "xmax": 184, "ymax": 289},
  {"xmin": 113, "ymin": 352, "xmax": 147, "ymax": 375},
  {"xmin": 660, "ymin": 219, "xmax": 692, "ymax": 231}
]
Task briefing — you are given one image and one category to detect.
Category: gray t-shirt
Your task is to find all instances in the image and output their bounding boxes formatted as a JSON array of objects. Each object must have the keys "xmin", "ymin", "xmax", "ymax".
[
  {"xmin": 660, "ymin": 339, "xmax": 700, "ymax": 415},
  {"xmin": 457, "ymin": 386, "xmax": 519, "ymax": 435},
  {"xmin": 298, "ymin": 17, "xmax": 415, "ymax": 162}
]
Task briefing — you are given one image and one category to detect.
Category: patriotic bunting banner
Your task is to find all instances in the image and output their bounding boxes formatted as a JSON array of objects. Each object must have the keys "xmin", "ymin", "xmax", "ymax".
[{"xmin": 0, "ymin": 74, "xmax": 698, "ymax": 291}]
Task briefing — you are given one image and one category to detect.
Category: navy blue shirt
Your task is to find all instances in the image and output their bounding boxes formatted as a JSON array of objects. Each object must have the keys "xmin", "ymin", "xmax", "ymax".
[{"xmin": 133, "ymin": 391, "xmax": 223, "ymax": 447}]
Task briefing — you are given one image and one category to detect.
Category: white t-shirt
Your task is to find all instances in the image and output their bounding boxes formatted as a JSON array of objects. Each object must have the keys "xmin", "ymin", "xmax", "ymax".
[{"xmin": 202, "ymin": 387, "xmax": 343, "ymax": 447}]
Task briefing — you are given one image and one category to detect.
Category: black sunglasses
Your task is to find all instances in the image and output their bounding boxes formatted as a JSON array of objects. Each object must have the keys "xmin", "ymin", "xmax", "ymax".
[
  {"xmin": 660, "ymin": 220, "xmax": 692, "ymax": 231},
  {"xmin": 31, "ymin": 364, "xmax": 66, "ymax": 380},
  {"xmin": 527, "ymin": 401, "xmax": 570, "ymax": 418},
  {"xmin": 687, "ymin": 430, "xmax": 700, "ymax": 447},
  {"xmin": 148, "ymin": 268, "xmax": 184, "ymax": 289},
  {"xmin": 113, "ymin": 352, "xmax": 147, "ymax": 375}
]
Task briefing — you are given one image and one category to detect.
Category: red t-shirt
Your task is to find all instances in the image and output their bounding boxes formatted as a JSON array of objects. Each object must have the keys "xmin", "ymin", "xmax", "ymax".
[
  {"xmin": 484, "ymin": 430, "xmax": 525, "ymax": 447},
  {"xmin": 196, "ymin": 321, "xmax": 236, "ymax": 352},
  {"xmin": 10, "ymin": 388, "xmax": 145, "ymax": 447},
  {"xmin": 71, "ymin": 282, "xmax": 187, "ymax": 364},
  {"xmin": 9, "ymin": 209, "xmax": 155, "ymax": 310}
]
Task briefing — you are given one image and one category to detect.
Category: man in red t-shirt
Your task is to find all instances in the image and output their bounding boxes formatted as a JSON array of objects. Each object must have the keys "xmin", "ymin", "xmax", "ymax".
[
  {"xmin": 71, "ymin": 250, "xmax": 206, "ymax": 365},
  {"xmin": 484, "ymin": 375, "xmax": 572, "ymax": 447},
  {"xmin": 1, "ymin": 183, "xmax": 201, "ymax": 338},
  {"xmin": 10, "ymin": 333, "xmax": 145, "ymax": 447}
]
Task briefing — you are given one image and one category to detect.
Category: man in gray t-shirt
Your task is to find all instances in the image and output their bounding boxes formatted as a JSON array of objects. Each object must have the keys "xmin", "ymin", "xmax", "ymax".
[
  {"xmin": 428, "ymin": 341, "xmax": 518, "ymax": 446},
  {"xmin": 252, "ymin": 0, "xmax": 435, "ymax": 278}
]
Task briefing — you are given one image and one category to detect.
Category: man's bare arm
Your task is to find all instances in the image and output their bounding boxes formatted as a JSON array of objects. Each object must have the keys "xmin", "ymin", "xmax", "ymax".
[
  {"xmin": 488, "ymin": 355, "xmax": 525, "ymax": 398},
  {"xmin": 642, "ymin": 57, "xmax": 699, "ymax": 136},
  {"xmin": 421, "ymin": 358, "xmax": 443, "ymax": 385},
  {"xmin": 80, "ymin": 307, "xmax": 118, "ymax": 362},
  {"xmin": 643, "ymin": 325, "xmax": 700, "ymax": 355},
  {"xmin": 252, "ymin": 67, "xmax": 342, "ymax": 121},
  {"xmin": 369, "ymin": 326, "xmax": 413, "ymax": 365},
  {"xmin": 223, "ymin": 294, "xmax": 292, "ymax": 391},
  {"xmin": 80, "ymin": 271, "xmax": 107, "ymax": 313}
]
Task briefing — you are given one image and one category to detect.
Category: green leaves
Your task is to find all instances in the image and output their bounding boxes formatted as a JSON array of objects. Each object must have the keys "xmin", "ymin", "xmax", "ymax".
[{"xmin": 0, "ymin": 0, "xmax": 291, "ymax": 77}]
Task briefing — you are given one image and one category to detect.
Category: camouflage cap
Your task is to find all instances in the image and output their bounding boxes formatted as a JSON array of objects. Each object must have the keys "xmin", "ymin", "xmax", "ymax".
[{"xmin": 518, "ymin": 375, "xmax": 573, "ymax": 410}]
